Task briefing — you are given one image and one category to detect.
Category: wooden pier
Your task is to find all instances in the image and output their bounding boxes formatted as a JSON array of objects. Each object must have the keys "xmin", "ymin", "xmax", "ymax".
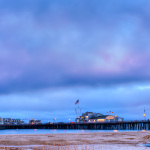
[{"xmin": 1, "ymin": 120, "xmax": 150, "ymax": 130}]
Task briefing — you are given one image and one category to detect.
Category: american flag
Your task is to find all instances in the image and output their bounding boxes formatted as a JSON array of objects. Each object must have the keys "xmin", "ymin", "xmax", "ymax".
[
  {"xmin": 107, "ymin": 111, "xmax": 113, "ymax": 113},
  {"xmin": 75, "ymin": 99, "xmax": 79, "ymax": 105}
]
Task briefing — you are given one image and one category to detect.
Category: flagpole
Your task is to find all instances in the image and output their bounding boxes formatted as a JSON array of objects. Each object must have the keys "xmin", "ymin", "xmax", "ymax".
[
  {"xmin": 75, "ymin": 99, "xmax": 80, "ymax": 119},
  {"xmin": 78, "ymin": 101, "xmax": 79, "ymax": 114}
]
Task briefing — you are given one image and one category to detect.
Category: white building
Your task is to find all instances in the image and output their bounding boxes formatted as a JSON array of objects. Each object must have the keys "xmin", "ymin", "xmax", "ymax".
[{"xmin": 75, "ymin": 112, "xmax": 124, "ymax": 123}]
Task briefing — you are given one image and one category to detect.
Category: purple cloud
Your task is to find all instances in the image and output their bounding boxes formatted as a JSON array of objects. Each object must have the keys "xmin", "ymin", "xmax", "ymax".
[{"xmin": 0, "ymin": 0, "xmax": 150, "ymax": 121}]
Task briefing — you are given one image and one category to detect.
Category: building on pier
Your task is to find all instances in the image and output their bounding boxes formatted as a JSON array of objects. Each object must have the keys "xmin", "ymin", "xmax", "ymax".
[
  {"xmin": 11, "ymin": 119, "xmax": 25, "ymax": 125},
  {"xmin": 3, "ymin": 118, "xmax": 11, "ymax": 125},
  {"xmin": 0, "ymin": 117, "xmax": 3, "ymax": 125},
  {"xmin": 75, "ymin": 112, "xmax": 124, "ymax": 123},
  {"xmin": 3, "ymin": 118, "xmax": 25, "ymax": 125},
  {"xmin": 29, "ymin": 119, "xmax": 42, "ymax": 125}
]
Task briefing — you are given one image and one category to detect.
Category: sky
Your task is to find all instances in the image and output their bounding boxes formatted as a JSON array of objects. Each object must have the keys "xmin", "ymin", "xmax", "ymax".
[{"xmin": 0, "ymin": 0, "xmax": 150, "ymax": 122}]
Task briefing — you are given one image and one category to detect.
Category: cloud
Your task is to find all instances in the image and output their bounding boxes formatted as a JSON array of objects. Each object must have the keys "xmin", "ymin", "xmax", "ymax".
[
  {"xmin": 0, "ymin": 1, "xmax": 150, "ymax": 122},
  {"xmin": 0, "ymin": 0, "xmax": 150, "ymax": 95}
]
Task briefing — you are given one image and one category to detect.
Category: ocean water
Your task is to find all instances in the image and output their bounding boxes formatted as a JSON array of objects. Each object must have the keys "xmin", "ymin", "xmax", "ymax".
[{"xmin": 0, "ymin": 129, "xmax": 141, "ymax": 135}]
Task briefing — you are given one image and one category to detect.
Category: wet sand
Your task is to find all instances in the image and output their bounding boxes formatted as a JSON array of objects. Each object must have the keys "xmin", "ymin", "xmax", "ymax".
[{"xmin": 0, "ymin": 131, "xmax": 150, "ymax": 149}]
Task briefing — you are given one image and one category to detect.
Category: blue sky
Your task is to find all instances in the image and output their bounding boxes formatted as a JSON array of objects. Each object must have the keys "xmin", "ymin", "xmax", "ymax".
[{"xmin": 0, "ymin": 0, "xmax": 150, "ymax": 122}]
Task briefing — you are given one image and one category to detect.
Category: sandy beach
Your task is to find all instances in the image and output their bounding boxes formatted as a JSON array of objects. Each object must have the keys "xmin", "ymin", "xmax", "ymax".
[{"xmin": 0, "ymin": 131, "xmax": 150, "ymax": 149}]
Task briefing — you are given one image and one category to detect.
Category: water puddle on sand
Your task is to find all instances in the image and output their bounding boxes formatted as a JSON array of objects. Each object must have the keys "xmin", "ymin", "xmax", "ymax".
[
  {"xmin": 0, "ymin": 145, "xmax": 46, "ymax": 150},
  {"xmin": 138, "ymin": 143, "xmax": 150, "ymax": 148},
  {"xmin": 144, "ymin": 143, "xmax": 150, "ymax": 147}
]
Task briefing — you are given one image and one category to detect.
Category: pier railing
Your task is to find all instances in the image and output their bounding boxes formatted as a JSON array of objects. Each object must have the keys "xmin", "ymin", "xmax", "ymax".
[{"xmin": 1, "ymin": 120, "xmax": 150, "ymax": 130}]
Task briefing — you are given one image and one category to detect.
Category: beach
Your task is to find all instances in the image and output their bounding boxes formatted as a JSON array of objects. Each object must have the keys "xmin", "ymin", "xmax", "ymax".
[{"xmin": 0, "ymin": 131, "xmax": 150, "ymax": 149}]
